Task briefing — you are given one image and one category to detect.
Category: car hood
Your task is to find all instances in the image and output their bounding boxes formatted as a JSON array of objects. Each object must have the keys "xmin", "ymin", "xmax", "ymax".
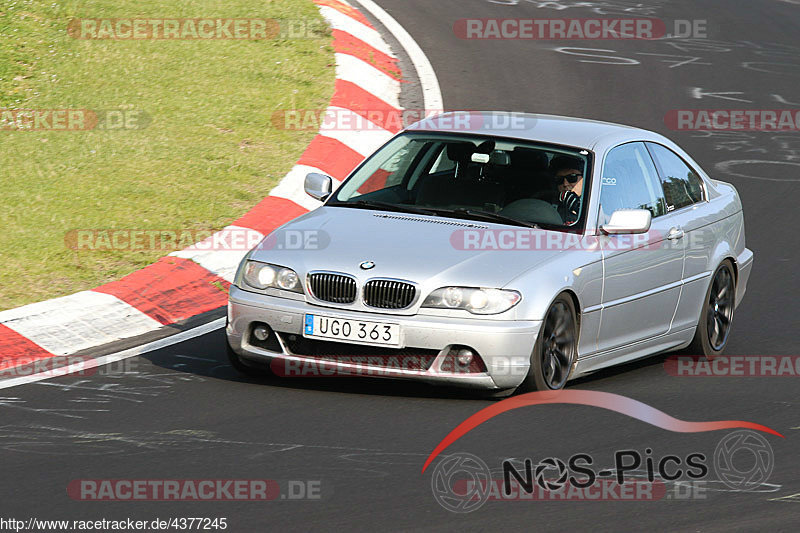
[{"xmin": 250, "ymin": 206, "xmax": 569, "ymax": 289}]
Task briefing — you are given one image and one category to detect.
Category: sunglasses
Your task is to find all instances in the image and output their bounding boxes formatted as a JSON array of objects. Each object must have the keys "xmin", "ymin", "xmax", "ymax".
[{"xmin": 557, "ymin": 173, "xmax": 583, "ymax": 184}]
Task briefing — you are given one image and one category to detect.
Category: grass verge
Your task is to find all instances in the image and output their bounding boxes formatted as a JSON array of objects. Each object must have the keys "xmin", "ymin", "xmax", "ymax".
[{"xmin": 0, "ymin": 0, "xmax": 335, "ymax": 311}]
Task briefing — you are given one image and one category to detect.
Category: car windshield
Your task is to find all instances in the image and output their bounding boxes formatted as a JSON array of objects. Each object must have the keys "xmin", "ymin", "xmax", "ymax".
[{"xmin": 328, "ymin": 132, "xmax": 592, "ymax": 230}]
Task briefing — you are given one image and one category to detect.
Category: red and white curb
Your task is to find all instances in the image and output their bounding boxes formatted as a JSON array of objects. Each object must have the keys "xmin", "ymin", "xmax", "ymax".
[{"xmin": 0, "ymin": 0, "xmax": 441, "ymax": 381}]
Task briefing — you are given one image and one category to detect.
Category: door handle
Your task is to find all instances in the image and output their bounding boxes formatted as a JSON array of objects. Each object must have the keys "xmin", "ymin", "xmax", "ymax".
[{"xmin": 667, "ymin": 227, "xmax": 685, "ymax": 240}]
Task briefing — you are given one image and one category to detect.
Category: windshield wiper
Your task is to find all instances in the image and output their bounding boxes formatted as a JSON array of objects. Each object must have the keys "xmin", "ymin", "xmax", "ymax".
[
  {"xmin": 332, "ymin": 200, "xmax": 440, "ymax": 216},
  {"xmin": 331, "ymin": 201, "xmax": 539, "ymax": 228},
  {"xmin": 434, "ymin": 208, "xmax": 540, "ymax": 229}
]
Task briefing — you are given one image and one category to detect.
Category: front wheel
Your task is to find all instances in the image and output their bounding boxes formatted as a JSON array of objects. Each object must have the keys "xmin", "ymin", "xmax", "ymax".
[
  {"xmin": 518, "ymin": 294, "xmax": 578, "ymax": 392},
  {"xmin": 686, "ymin": 260, "xmax": 736, "ymax": 357}
]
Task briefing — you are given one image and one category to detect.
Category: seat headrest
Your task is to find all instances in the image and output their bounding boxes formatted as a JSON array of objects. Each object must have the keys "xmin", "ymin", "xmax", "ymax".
[
  {"xmin": 512, "ymin": 147, "xmax": 549, "ymax": 171},
  {"xmin": 445, "ymin": 142, "xmax": 475, "ymax": 162},
  {"xmin": 489, "ymin": 150, "xmax": 511, "ymax": 166},
  {"xmin": 475, "ymin": 140, "xmax": 496, "ymax": 154}
]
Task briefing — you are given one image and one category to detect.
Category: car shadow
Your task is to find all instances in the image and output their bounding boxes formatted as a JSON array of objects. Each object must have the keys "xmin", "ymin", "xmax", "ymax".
[
  {"xmin": 568, "ymin": 350, "xmax": 677, "ymax": 387},
  {"xmin": 141, "ymin": 326, "xmax": 681, "ymax": 401}
]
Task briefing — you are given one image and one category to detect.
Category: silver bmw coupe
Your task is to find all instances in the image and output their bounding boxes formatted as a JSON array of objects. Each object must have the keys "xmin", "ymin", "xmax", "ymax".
[{"xmin": 226, "ymin": 112, "xmax": 753, "ymax": 394}]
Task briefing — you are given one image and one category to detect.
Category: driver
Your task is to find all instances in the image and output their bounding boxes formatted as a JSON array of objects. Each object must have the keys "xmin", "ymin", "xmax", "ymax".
[{"xmin": 550, "ymin": 155, "xmax": 585, "ymax": 225}]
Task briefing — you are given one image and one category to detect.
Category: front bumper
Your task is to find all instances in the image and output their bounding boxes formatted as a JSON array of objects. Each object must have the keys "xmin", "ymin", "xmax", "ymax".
[{"xmin": 226, "ymin": 286, "xmax": 540, "ymax": 390}]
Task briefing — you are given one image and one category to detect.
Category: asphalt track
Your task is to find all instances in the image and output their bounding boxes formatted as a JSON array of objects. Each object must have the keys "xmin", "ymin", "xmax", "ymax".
[{"xmin": 3, "ymin": 0, "xmax": 800, "ymax": 530}]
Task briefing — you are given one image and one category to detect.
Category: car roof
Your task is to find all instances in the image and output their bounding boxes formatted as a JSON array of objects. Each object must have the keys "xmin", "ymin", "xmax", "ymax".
[{"xmin": 404, "ymin": 111, "xmax": 659, "ymax": 151}]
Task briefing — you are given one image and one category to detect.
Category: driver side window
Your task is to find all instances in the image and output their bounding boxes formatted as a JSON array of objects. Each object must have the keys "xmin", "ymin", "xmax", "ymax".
[{"xmin": 598, "ymin": 142, "xmax": 666, "ymax": 226}]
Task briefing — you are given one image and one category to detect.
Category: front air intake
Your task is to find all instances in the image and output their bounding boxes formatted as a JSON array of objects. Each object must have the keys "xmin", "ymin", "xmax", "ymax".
[
  {"xmin": 363, "ymin": 280, "xmax": 416, "ymax": 309},
  {"xmin": 308, "ymin": 273, "xmax": 357, "ymax": 304}
]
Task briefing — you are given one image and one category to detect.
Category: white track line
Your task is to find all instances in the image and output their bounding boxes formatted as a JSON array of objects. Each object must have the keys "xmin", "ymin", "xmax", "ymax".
[
  {"xmin": 0, "ymin": 318, "xmax": 225, "ymax": 390},
  {"xmin": 0, "ymin": 291, "xmax": 162, "ymax": 355},
  {"xmin": 319, "ymin": 106, "xmax": 395, "ymax": 156},
  {"xmin": 318, "ymin": 6, "xmax": 395, "ymax": 56},
  {"xmin": 353, "ymin": 0, "xmax": 443, "ymax": 110},
  {"xmin": 0, "ymin": 0, "xmax": 443, "ymax": 389},
  {"xmin": 170, "ymin": 226, "xmax": 265, "ymax": 282},
  {"xmin": 334, "ymin": 53, "xmax": 401, "ymax": 108}
]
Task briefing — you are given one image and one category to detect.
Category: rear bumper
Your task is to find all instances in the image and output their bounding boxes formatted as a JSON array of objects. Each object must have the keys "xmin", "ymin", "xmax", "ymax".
[{"xmin": 226, "ymin": 286, "xmax": 541, "ymax": 390}]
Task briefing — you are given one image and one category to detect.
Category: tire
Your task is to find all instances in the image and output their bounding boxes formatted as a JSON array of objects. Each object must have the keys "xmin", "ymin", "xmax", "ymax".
[
  {"xmin": 517, "ymin": 294, "xmax": 578, "ymax": 392},
  {"xmin": 226, "ymin": 338, "xmax": 272, "ymax": 377},
  {"xmin": 686, "ymin": 260, "xmax": 736, "ymax": 358},
  {"xmin": 482, "ymin": 388, "xmax": 515, "ymax": 400}
]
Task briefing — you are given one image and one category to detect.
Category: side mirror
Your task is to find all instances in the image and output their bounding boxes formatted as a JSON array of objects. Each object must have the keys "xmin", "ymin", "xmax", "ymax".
[
  {"xmin": 304, "ymin": 172, "xmax": 332, "ymax": 201},
  {"xmin": 601, "ymin": 209, "xmax": 652, "ymax": 235}
]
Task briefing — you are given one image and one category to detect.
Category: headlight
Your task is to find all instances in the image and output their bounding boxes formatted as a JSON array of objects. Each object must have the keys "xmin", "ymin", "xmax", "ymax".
[
  {"xmin": 241, "ymin": 261, "xmax": 303, "ymax": 293},
  {"xmin": 422, "ymin": 287, "xmax": 521, "ymax": 315}
]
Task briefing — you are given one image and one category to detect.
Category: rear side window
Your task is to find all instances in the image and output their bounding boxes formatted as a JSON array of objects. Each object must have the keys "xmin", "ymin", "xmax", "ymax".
[
  {"xmin": 646, "ymin": 143, "xmax": 704, "ymax": 211},
  {"xmin": 598, "ymin": 142, "xmax": 666, "ymax": 225}
]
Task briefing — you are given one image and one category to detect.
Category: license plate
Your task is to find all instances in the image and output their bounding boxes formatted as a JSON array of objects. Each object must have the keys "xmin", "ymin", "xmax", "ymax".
[{"xmin": 304, "ymin": 314, "xmax": 400, "ymax": 346}]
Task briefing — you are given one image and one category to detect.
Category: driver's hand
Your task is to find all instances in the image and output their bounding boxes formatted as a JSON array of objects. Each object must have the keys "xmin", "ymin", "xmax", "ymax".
[{"xmin": 560, "ymin": 190, "xmax": 580, "ymax": 216}]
